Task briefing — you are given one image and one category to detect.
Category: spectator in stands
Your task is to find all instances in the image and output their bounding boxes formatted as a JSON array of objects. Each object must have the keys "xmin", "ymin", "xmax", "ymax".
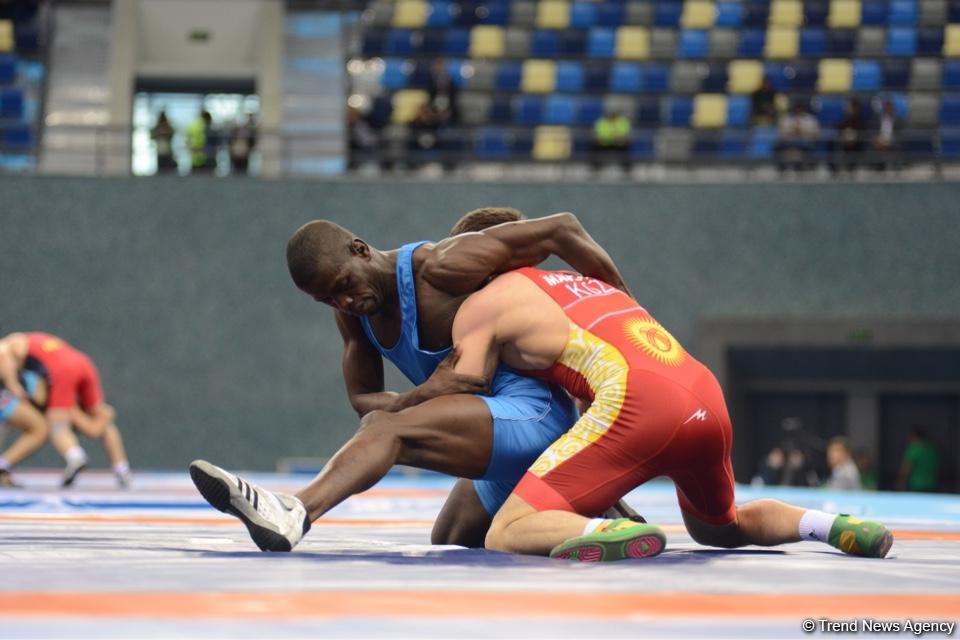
[
  {"xmin": 872, "ymin": 99, "xmax": 899, "ymax": 171},
  {"xmin": 831, "ymin": 99, "xmax": 864, "ymax": 176},
  {"xmin": 408, "ymin": 102, "xmax": 441, "ymax": 166},
  {"xmin": 229, "ymin": 114, "xmax": 257, "ymax": 176},
  {"xmin": 855, "ymin": 449, "xmax": 878, "ymax": 491},
  {"xmin": 752, "ymin": 446, "xmax": 785, "ymax": 486},
  {"xmin": 347, "ymin": 105, "xmax": 378, "ymax": 170},
  {"xmin": 427, "ymin": 58, "xmax": 458, "ymax": 127},
  {"xmin": 187, "ymin": 110, "xmax": 216, "ymax": 174},
  {"xmin": 825, "ymin": 437, "xmax": 861, "ymax": 491},
  {"xmin": 750, "ymin": 77, "xmax": 779, "ymax": 127},
  {"xmin": 782, "ymin": 448, "xmax": 819, "ymax": 487},
  {"xmin": 592, "ymin": 109, "xmax": 631, "ymax": 169},
  {"xmin": 898, "ymin": 426, "xmax": 940, "ymax": 492},
  {"xmin": 776, "ymin": 102, "xmax": 820, "ymax": 173},
  {"xmin": 151, "ymin": 110, "xmax": 177, "ymax": 175}
]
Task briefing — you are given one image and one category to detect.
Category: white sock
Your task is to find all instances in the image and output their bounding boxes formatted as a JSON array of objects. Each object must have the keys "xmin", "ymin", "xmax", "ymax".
[
  {"xmin": 798, "ymin": 509, "xmax": 838, "ymax": 543},
  {"xmin": 0, "ymin": 457, "xmax": 10, "ymax": 471},
  {"xmin": 113, "ymin": 460, "xmax": 130, "ymax": 475},
  {"xmin": 65, "ymin": 447, "xmax": 87, "ymax": 465},
  {"xmin": 582, "ymin": 518, "xmax": 608, "ymax": 536}
]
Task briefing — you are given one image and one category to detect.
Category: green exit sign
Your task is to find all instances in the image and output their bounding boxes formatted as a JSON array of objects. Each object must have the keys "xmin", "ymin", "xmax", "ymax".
[{"xmin": 189, "ymin": 30, "xmax": 211, "ymax": 42}]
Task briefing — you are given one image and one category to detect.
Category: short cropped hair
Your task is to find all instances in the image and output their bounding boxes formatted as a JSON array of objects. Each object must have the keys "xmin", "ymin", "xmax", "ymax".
[
  {"xmin": 286, "ymin": 220, "xmax": 354, "ymax": 289},
  {"xmin": 449, "ymin": 207, "xmax": 525, "ymax": 236}
]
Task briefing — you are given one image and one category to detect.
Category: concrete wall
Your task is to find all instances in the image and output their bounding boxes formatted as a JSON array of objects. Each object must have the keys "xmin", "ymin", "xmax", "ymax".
[{"xmin": 2, "ymin": 176, "xmax": 959, "ymax": 472}]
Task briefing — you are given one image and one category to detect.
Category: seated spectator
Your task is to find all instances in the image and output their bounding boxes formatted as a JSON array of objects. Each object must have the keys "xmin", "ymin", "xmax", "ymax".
[
  {"xmin": 229, "ymin": 115, "xmax": 257, "ymax": 176},
  {"xmin": 753, "ymin": 446, "xmax": 785, "ymax": 486},
  {"xmin": 776, "ymin": 102, "xmax": 820, "ymax": 173},
  {"xmin": 151, "ymin": 110, "xmax": 177, "ymax": 175},
  {"xmin": 427, "ymin": 58, "xmax": 458, "ymax": 127},
  {"xmin": 898, "ymin": 426, "xmax": 940, "ymax": 492},
  {"xmin": 832, "ymin": 99, "xmax": 863, "ymax": 175},
  {"xmin": 782, "ymin": 448, "xmax": 819, "ymax": 487},
  {"xmin": 407, "ymin": 103, "xmax": 442, "ymax": 166},
  {"xmin": 347, "ymin": 106, "xmax": 378, "ymax": 169},
  {"xmin": 751, "ymin": 77, "xmax": 779, "ymax": 126},
  {"xmin": 592, "ymin": 109, "xmax": 631, "ymax": 169},
  {"xmin": 873, "ymin": 99, "xmax": 899, "ymax": 171},
  {"xmin": 826, "ymin": 437, "xmax": 862, "ymax": 491}
]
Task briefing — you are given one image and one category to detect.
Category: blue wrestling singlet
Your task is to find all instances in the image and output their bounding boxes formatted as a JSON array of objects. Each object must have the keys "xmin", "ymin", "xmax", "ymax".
[
  {"xmin": 359, "ymin": 242, "xmax": 577, "ymax": 515},
  {"xmin": 0, "ymin": 370, "xmax": 42, "ymax": 423}
]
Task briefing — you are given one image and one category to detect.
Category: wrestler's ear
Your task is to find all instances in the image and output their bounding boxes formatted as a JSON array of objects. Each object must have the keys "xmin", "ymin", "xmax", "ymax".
[{"xmin": 350, "ymin": 238, "xmax": 370, "ymax": 258}]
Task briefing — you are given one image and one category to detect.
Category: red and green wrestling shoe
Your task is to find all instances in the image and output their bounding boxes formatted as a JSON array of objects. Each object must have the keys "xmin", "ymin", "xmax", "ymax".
[
  {"xmin": 828, "ymin": 514, "xmax": 894, "ymax": 558},
  {"xmin": 550, "ymin": 518, "xmax": 666, "ymax": 562}
]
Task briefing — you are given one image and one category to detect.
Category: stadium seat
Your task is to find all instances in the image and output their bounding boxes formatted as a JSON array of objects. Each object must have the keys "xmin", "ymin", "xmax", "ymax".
[
  {"xmin": 800, "ymin": 27, "xmax": 829, "ymax": 55},
  {"xmin": 443, "ymin": 29, "xmax": 470, "ymax": 55},
  {"xmin": 543, "ymin": 95, "xmax": 577, "ymax": 124},
  {"xmin": 941, "ymin": 126, "xmax": 960, "ymax": 156},
  {"xmin": 682, "ymin": 0, "xmax": 716, "ymax": 28},
  {"xmin": 381, "ymin": 59, "xmax": 412, "ymax": 89},
  {"xmin": 667, "ymin": 96, "xmax": 694, "ymax": 126},
  {"xmin": 742, "ymin": 1, "xmax": 771, "ymax": 26},
  {"xmin": 693, "ymin": 94, "xmax": 727, "ymax": 128},
  {"xmin": 919, "ymin": 0, "xmax": 948, "ymax": 26},
  {"xmin": 940, "ymin": 94, "xmax": 960, "ymax": 122},
  {"xmin": 888, "ymin": 0, "xmax": 919, "ymax": 24},
  {"xmin": 394, "ymin": 0, "xmax": 428, "ymax": 27},
  {"xmin": 945, "ymin": 24, "xmax": 960, "ymax": 55},
  {"xmin": 765, "ymin": 26, "xmax": 800, "ymax": 58},
  {"xmin": 570, "ymin": 2, "xmax": 597, "ymax": 27},
  {"xmin": 476, "ymin": 2, "xmax": 510, "ymax": 25},
  {"xmin": 475, "ymin": 127, "xmax": 511, "ymax": 157},
  {"xmin": 489, "ymin": 95, "xmax": 512, "ymax": 122},
  {"xmin": 814, "ymin": 94, "xmax": 848, "ymax": 125},
  {"xmin": 533, "ymin": 126, "xmax": 572, "ymax": 160},
  {"xmin": 391, "ymin": 89, "xmax": 429, "ymax": 123},
  {"xmin": 728, "ymin": 59, "xmax": 765, "ymax": 93},
  {"xmin": 597, "ymin": 2, "xmax": 626, "ymax": 26},
  {"xmin": 656, "ymin": 128, "xmax": 693, "ymax": 161},
  {"xmin": 420, "ymin": 30, "xmax": 445, "ymax": 54},
  {"xmin": 459, "ymin": 92, "xmax": 493, "ymax": 125},
  {"xmin": 584, "ymin": 62, "xmax": 610, "ymax": 90},
  {"xmin": 362, "ymin": 29, "xmax": 386, "ymax": 56},
  {"xmin": 654, "ymin": 2, "xmax": 683, "ymax": 27},
  {"xmin": 0, "ymin": 20, "xmax": 14, "ymax": 53},
  {"xmin": 678, "ymin": 29, "xmax": 709, "ymax": 57},
  {"xmin": 671, "ymin": 61, "xmax": 705, "ymax": 93},
  {"xmin": 726, "ymin": 95, "xmax": 751, "ymax": 126},
  {"xmin": 587, "ymin": 28, "xmax": 616, "ymax": 57},
  {"xmin": 513, "ymin": 94, "xmax": 544, "ymax": 124},
  {"xmin": 852, "ymin": 59, "xmax": 883, "ymax": 89},
  {"xmin": 604, "ymin": 94, "xmax": 638, "ymax": 118},
  {"xmin": 944, "ymin": 60, "xmax": 960, "ymax": 87},
  {"xmin": 738, "ymin": 29, "xmax": 766, "ymax": 56},
  {"xmin": 819, "ymin": 58, "xmax": 853, "ymax": 91},
  {"xmin": 425, "ymin": 1, "xmax": 455, "ymax": 27},
  {"xmin": 555, "ymin": 61, "xmax": 585, "ymax": 91},
  {"xmin": 651, "ymin": 28, "xmax": 679, "ymax": 57},
  {"xmin": 770, "ymin": 0, "xmax": 804, "ymax": 26},
  {"xmin": 470, "ymin": 25, "xmax": 505, "ymax": 57},
  {"xmin": 630, "ymin": 132, "xmax": 655, "ymax": 159},
  {"xmin": 645, "ymin": 63, "xmax": 671, "ymax": 91},
  {"xmin": 465, "ymin": 60, "xmax": 496, "ymax": 90},
  {"xmin": 530, "ymin": 29, "xmax": 559, "ymax": 56},
  {"xmin": 793, "ymin": 62, "xmax": 821, "ymax": 89},
  {"xmin": 749, "ymin": 126, "xmax": 778, "ymax": 158},
  {"xmin": 536, "ymin": 0, "xmax": 570, "ymax": 28},
  {"xmin": 510, "ymin": 0, "xmax": 537, "ymax": 26},
  {"xmin": 951, "ymin": 0, "xmax": 960, "ymax": 20},
  {"xmin": 908, "ymin": 92, "xmax": 939, "ymax": 125},
  {"xmin": 692, "ymin": 135, "xmax": 721, "ymax": 157},
  {"xmin": 805, "ymin": 0, "xmax": 831, "ymax": 25},
  {"xmin": 715, "ymin": 2, "xmax": 744, "ymax": 27},
  {"xmin": 719, "ymin": 130, "xmax": 748, "ymax": 158},
  {"xmin": 827, "ymin": 28, "xmax": 857, "ymax": 54},
  {"xmin": 0, "ymin": 88, "xmax": 23, "ymax": 118},
  {"xmin": 828, "ymin": 0, "xmax": 862, "ymax": 27},
  {"xmin": 522, "ymin": 59, "xmax": 556, "ymax": 93},
  {"xmin": 887, "ymin": 27, "xmax": 918, "ymax": 54},
  {"xmin": 861, "ymin": 0, "xmax": 889, "ymax": 23},
  {"xmin": 1, "ymin": 124, "xmax": 31, "ymax": 148},
  {"xmin": 610, "ymin": 62, "xmax": 644, "ymax": 92},
  {"xmin": 369, "ymin": 95, "xmax": 393, "ymax": 127},
  {"xmin": 504, "ymin": 28, "xmax": 531, "ymax": 57},
  {"xmin": 385, "ymin": 29, "xmax": 418, "ymax": 55},
  {"xmin": 559, "ymin": 30, "xmax": 587, "ymax": 55},
  {"xmin": 624, "ymin": 2, "xmax": 654, "ymax": 26},
  {"xmin": 495, "ymin": 61, "xmax": 522, "ymax": 89},
  {"xmin": 363, "ymin": 2, "xmax": 394, "ymax": 27},
  {"xmin": 0, "ymin": 54, "xmax": 14, "ymax": 85},
  {"xmin": 918, "ymin": 27, "xmax": 945, "ymax": 54},
  {"xmin": 616, "ymin": 26, "xmax": 651, "ymax": 58},
  {"xmin": 883, "ymin": 59, "xmax": 912, "ymax": 87},
  {"xmin": 857, "ymin": 27, "xmax": 888, "ymax": 55},
  {"xmin": 577, "ymin": 95, "xmax": 604, "ymax": 124},
  {"xmin": 702, "ymin": 63, "xmax": 729, "ymax": 91},
  {"xmin": 709, "ymin": 29, "xmax": 740, "ymax": 57},
  {"xmin": 888, "ymin": 91, "xmax": 910, "ymax": 117},
  {"xmin": 911, "ymin": 57, "xmax": 943, "ymax": 89},
  {"xmin": 764, "ymin": 61, "xmax": 791, "ymax": 89},
  {"xmin": 635, "ymin": 97, "xmax": 661, "ymax": 125}
]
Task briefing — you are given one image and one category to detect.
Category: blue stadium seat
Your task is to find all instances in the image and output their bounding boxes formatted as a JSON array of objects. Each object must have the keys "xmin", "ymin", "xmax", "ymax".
[
  {"xmin": 749, "ymin": 127, "xmax": 778, "ymax": 159},
  {"xmin": 556, "ymin": 61, "xmax": 585, "ymax": 91},
  {"xmin": 666, "ymin": 96, "xmax": 693, "ymax": 126},
  {"xmin": 654, "ymin": 2, "xmax": 683, "ymax": 27},
  {"xmin": 14, "ymin": 25, "xmax": 40, "ymax": 53},
  {"xmin": 531, "ymin": 30, "xmax": 560, "ymax": 56},
  {"xmin": 715, "ymin": 2, "xmax": 744, "ymax": 27},
  {"xmin": 889, "ymin": 92, "xmax": 909, "ymax": 118},
  {"xmin": 887, "ymin": 27, "xmax": 918, "ymax": 55},
  {"xmin": 382, "ymin": 59, "xmax": 412, "ymax": 89},
  {"xmin": 362, "ymin": 29, "xmax": 386, "ymax": 56},
  {"xmin": 570, "ymin": 2, "xmax": 597, "ymax": 27},
  {"xmin": 941, "ymin": 128, "xmax": 960, "ymax": 157},
  {"xmin": 636, "ymin": 98, "xmax": 661, "ymax": 125},
  {"xmin": 852, "ymin": 60, "xmax": 883, "ymax": 90},
  {"xmin": 884, "ymin": 60, "xmax": 911, "ymax": 88},
  {"xmin": 444, "ymin": 29, "xmax": 470, "ymax": 55},
  {"xmin": 742, "ymin": 1, "xmax": 770, "ymax": 27},
  {"xmin": 800, "ymin": 28, "xmax": 828, "ymax": 56},
  {"xmin": 738, "ymin": 30, "xmax": 766, "ymax": 57},
  {"xmin": 514, "ymin": 130, "xmax": 534, "ymax": 154},
  {"xmin": 917, "ymin": 29, "xmax": 944, "ymax": 55},
  {"xmin": 827, "ymin": 29, "xmax": 857, "ymax": 55},
  {"xmin": 719, "ymin": 130, "xmax": 748, "ymax": 158},
  {"xmin": 792, "ymin": 63, "xmax": 820, "ymax": 90},
  {"xmin": 597, "ymin": 2, "xmax": 626, "ymax": 26},
  {"xmin": 477, "ymin": 2, "xmax": 510, "ymax": 25},
  {"xmin": 678, "ymin": 30, "xmax": 709, "ymax": 58},
  {"xmin": 410, "ymin": 62, "xmax": 434, "ymax": 88},
  {"xmin": 814, "ymin": 95, "xmax": 847, "ymax": 126},
  {"xmin": 645, "ymin": 63, "xmax": 670, "ymax": 92},
  {"xmin": 456, "ymin": 0, "xmax": 480, "ymax": 25},
  {"xmin": 901, "ymin": 137, "xmax": 934, "ymax": 155},
  {"xmin": 513, "ymin": 95, "xmax": 544, "ymax": 125},
  {"xmin": 0, "ymin": 55, "xmax": 14, "ymax": 85},
  {"xmin": 804, "ymin": 1, "xmax": 829, "ymax": 26},
  {"xmin": 385, "ymin": 29, "xmax": 418, "ymax": 55},
  {"xmin": 630, "ymin": 132, "xmax": 655, "ymax": 159},
  {"xmin": 559, "ymin": 30, "xmax": 587, "ymax": 55},
  {"xmin": 584, "ymin": 62, "xmax": 610, "ymax": 90},
  {"xmin": 475, "ymin": 127, "xmax": 511, "ymax": 157},
  {"xmin": 888, "ymin": 0, "xmax": 918, "ymax": 24},
  {"xmin": 702, "ymin": 64, "xmax": 729, "ymax": 92},
  {"xmin": 587, "ymin": 28, "xmax": 616, "ymax": 57},
  {"xmin": 0, "ymin": 88, "xmax": 24, "ymax": 119},
  {"xmin": 421, "ymin": 30, "xmax": 446, "ymax": 54},
  {"xmin": 369, "ymin": 96, "xmax": 393, "ymax": 127},
  {"xmin": 577, "ymin": 95, "xmax": 604, "ymax": 124},
  {"xmin": 764, "ymin": 62, "xmax": 791, "ymax": 90},
  {"xmin": 944, "ymin": 61, "xmax": 960, "ymax": 89},
  {"xmin": 427, "ymin": 1, "xmax": 455, "ymax": 27},
  {"xmin": 941, "ymin": 95, "xmax": 960, "ymax": 124},
  {"xmin": 610, "ymin": 62, "xmax": 644, "ymax": 92},
  {"xmin": 445, "ymin": 59, "xmax": 468, "ymax": 86},
  {"xmin": 544, "ymin": 95, "xmax": 577, "ymax": 124},
  {"xmin": 693, "ymin": 135, "xmax": 721, "ymax": 158},
  {"xmin": 496, "ymin": 62, "xmax": 522, "ymax": 90},
  {"xmin": 489, "ymin": 95, "xmax": 512, "ymax": 123},
  {"xmin": 951, "ymin": 0, "xmax": 960, "ymax": 21},
  {"xmin": 1, "ymin": 124, "xmax": 32, "ymax": 148},
  {"xmin": 726, "ymin": 95, "xmax": 751, "ymax": 127},
  {"xmin": 861, "ymin": 0, "xmax": 889, "ymax": 25}
]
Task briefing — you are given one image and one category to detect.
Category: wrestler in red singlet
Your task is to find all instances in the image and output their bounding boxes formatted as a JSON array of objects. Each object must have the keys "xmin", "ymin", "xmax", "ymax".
[
  {"xmin": 510, "ymin": 268, "xmax": 737, "ymax": 526},
  {"xmin": 25, "ymin": 332, "xmax": 103, "ymax": 412}
]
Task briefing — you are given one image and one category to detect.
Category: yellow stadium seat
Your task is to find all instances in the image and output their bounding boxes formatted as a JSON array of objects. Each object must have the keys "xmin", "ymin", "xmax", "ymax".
[
  {"xmin": 681, "ymin": 0, "xmax": 716, "ymax": 28},
  {"xmin": 769, "ymin": 0, "xmax": 804, "ymax": 26},
  {"xmin": 818, "ymin": 59, "xmax": 853, "ymax": 92},
  {"xmin": 536, "ymin": 0, "xmax": 570, "ymax": 28},
  {"xmin": 727, "ymin": 60, "xmax": 765, "ymax": 93},
  {"xmin": 0, "ymin": 20, "xmax": 13, "ymax": 53},
  {"xmin": 522, "ymin": 59, "xmax": 557, "ymax": 93},
  {"xmin": 615, "ymin": 26, "xmax": 651, "ymax": 59},
  {"xmin": 393, "ymin": 0, "xmax": 428, "ymax": 27},
  {"xmin": 945, "ymin": 24, "xmax": 960, "ymax": 57},
  {"xmin": 693, "ymin": 94, "xmax": 728, "ymax": 128},
  {"xmin": 469, "ymin": 25, "xmax": 506, "ymax": 58},
  {"xmin": 764, "ymin": 27, "xmax": 800, "ymax": 58},
  {"xmin": 828, "ymin": 0, "xmax": 861, "ymax": 28},
  {"xmin": 533, "ymin": 126, "xmax": 572, "ymax": 161},
  {"xmin": 391, "ymin": 90, "xmax": 429, "ymax": 124}
]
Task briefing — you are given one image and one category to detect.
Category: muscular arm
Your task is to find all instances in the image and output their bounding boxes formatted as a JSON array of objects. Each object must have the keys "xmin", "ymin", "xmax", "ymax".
[
  {"xmin": 0, "ymin": 333, "xmax": 28, "ymax": 398},
  {"xmin": 449, "ymin": 294, "xmax": 501, "ymax": 386},
  {"xmin": 423, "ymin": 212, "xmax": 630, "ymax": 296}
]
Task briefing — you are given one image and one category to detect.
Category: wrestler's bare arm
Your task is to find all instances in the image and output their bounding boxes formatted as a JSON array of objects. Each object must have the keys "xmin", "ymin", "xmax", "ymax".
[
  {"xmin": 0, "ymin": 333, "xmax": 28, "ymax": 398},
  {"xmin": 422, "ymin": 213, "xmax": 630, "ymax": 296},
  {"xmin": 449, "ymin": 292, "xmax": 503, "ymax": 385}
]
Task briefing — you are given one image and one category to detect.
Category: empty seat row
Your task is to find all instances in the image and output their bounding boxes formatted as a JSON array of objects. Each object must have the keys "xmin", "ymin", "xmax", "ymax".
[
  {"xmin": 378, "ymin": 57, "xmax": 960, "ymax": 93},
  {"xmin": 0, "ymin": 87, "xmax": 23, "ymax": 118},
  {"xmin": 0, "ymin": 54, "xmax": 15, "ymax": 84},
  {"xmin": 362, "ymin": 24, "xmax": 960, "ymax": 58},
  {"xmin": 366, "ymin": 0, "xmax": 960, "ymax": 30},
  {"xmin": 0, "ymin": 123, "xmax": 31, "ymax": 148}
]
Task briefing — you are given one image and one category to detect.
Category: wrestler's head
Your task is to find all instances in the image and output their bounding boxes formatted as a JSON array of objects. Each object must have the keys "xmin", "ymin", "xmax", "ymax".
[
  {"xmin": 287, "ymin": 220, "xmax": 387, "ymax": 316},
  {"xmin": 449, "ymin": 207, "xmax": 525, "ymax": 236}
]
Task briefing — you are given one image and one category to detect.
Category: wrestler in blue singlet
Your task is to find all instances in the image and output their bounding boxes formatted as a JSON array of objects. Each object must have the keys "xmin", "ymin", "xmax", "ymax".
[
  {"xmin": 359, "ymin": 242, "xmax": 577, "ymax": 514},
  {"xmin": 0, "ymin": 370, "xmax": 42, "ymax": 423}
]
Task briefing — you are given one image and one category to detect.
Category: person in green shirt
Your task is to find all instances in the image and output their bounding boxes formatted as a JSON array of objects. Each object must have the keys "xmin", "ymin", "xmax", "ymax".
[
  {"xmin": 592, "ymin": 110, "xmax": 631, "ymax": 169},
  {"xmin": 898, "ymin": 426, "xmax": 940, "ymax": 492}
]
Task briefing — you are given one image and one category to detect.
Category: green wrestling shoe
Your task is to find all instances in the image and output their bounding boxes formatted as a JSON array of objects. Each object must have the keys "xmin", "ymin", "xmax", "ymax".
[
  {"xmin": 828, "ymin": 514, "xmax": 894, "ymax": 558},
  {"xmin": 550, "ymin": 518, "xmax": 666, "ymax": 562}
]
